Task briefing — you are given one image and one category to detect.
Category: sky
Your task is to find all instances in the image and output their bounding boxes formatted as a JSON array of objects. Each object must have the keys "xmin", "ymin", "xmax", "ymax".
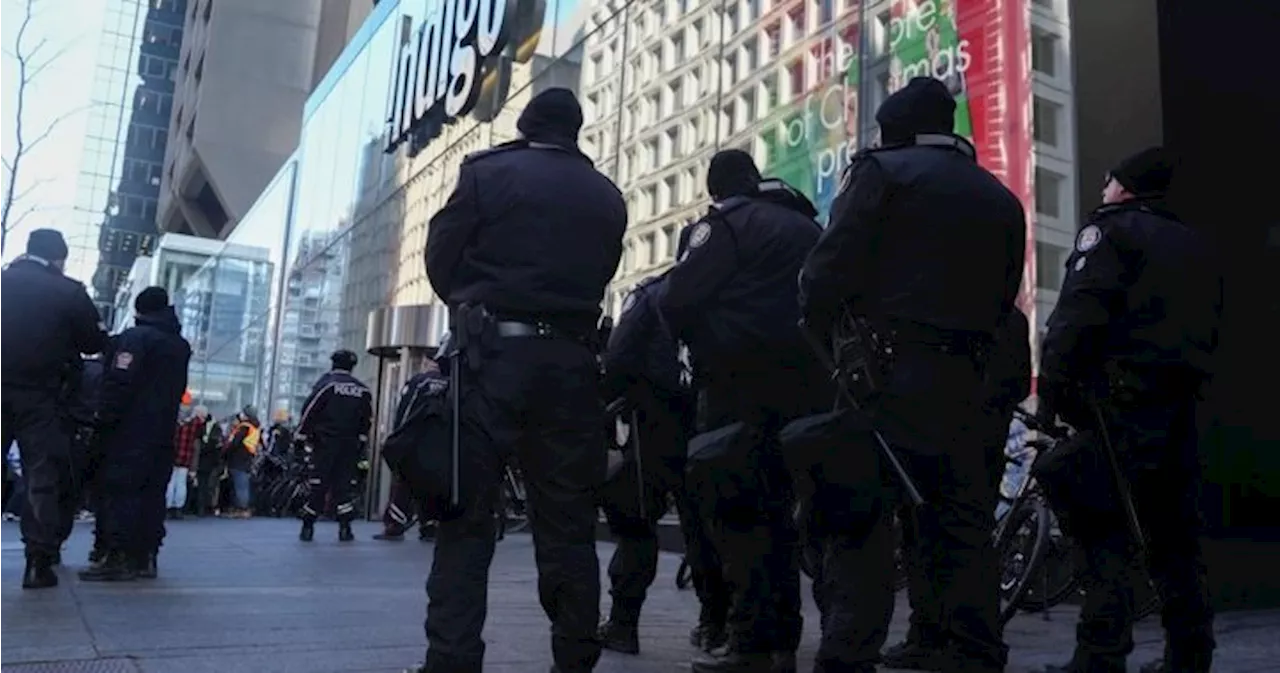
[{"xmin": 1, "ymin": 0, "xmax": 106, "ymax": 281}]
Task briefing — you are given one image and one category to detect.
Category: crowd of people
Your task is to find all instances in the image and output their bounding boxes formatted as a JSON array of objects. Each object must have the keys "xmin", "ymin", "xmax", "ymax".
[{"xmin": 3, "ymin": 75, "xmax": 1220, "ymax": 673}]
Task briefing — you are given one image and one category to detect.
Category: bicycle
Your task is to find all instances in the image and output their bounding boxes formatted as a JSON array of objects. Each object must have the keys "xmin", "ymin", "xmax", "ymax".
[
  {"xmin": 494, "ymin": 463, "xmax": 530, "ymax": 541},
  {"xmin": 998, "ymin": 409, "xmax": 1161, "ymax": 623}
]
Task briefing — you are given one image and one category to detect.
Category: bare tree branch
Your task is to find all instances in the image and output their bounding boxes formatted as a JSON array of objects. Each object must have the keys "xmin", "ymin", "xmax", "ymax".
[{"xmin": 1, "ymin": 0, "xmax": 83, "ymax": 255}]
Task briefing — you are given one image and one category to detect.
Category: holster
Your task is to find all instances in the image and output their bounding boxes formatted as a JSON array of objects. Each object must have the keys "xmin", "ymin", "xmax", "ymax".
[
  {"xmin": 830, "ymin": 309, "xmax": 894, "ymax": 408},
  {"xmin": 1030, "ymin": 425, "xmax": 1124, "ymax": 542},
  {"xmin": 779, "ymin": 408, "xmax": 884, "ymax": 538},
  {"xmin": 685, "ymin": 421, "xmax": 770, "ymax": 528}
]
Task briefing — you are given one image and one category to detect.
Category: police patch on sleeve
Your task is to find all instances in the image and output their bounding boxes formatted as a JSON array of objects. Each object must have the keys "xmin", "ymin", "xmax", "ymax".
[
  {"xmin": 688, "ymin": 222, "xmax": 712, "ymax": 249},
  {"xmin": 114, "ymin": 351, "xmax": 133, "ymax": 370},
  {"xmin": 1075, "ymin": 225, "xmax": 1102, "ymax": 253}
]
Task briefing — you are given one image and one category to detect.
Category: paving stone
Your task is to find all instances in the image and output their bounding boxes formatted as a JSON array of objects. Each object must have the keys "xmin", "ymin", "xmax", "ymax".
[{"xmin": 3, "ymin": 518, "xmax": 1277, "ymax": 672}]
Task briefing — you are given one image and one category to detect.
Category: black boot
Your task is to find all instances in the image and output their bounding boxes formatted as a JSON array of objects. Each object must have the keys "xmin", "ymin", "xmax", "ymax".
[
  {"xmin": 373, "ymin": 525, "xmax": 406, "ymax": 541},
  {"xmin": 299, "ymin": 519, "xmax": 315, "ymax": 542},
  {"xmin": 22, "ymin": 554, "xmax": 58, "ymax": 589},
  {"xmin": 134, "ymin": 552, "xmax": 158, "ymax": 579},
  {"xmin": 690, "ymin": 611, "xmax": 728, "ymax": 652},
  {"xmin": 338, "ymin": 520, "xmax": 355, "ymax": 542},
  {"xmin": 78, "ymin": 551, "xmax": 137, "ymax": 582},
  {"xmin": 880, "ymin": 639, "xmax": 950, "ymax": 671},
  {"xmin": 770, "ymin": 651, "xmax": 797, "ymax": 673},
  {"xmin": 171, "ymin": 509, "xmax": 184, "ymax": 521},
  {"xmin": 690, "ymin": 648, "xmax": 774, "ymax": 673},
  {"xmin": 1139, "ymin": 652, "xmax": 1212, "ymax": 673},
  {"xmin": 598, "ymin": 619, "xmax": 640, "ymax": 655}
]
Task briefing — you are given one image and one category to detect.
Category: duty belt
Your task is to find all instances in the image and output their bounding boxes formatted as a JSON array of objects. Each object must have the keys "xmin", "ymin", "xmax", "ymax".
[{"xmin": 496, "ymin": 320, "xmax": 575, "ymax": 340}]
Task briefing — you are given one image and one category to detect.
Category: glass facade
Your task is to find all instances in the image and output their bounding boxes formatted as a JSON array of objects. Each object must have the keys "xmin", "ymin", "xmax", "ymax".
[
  {"xmin": 76, "ymin": 0, "xmax": 187, "ymax": 322},
  {"xmin": 190, "ymin": 0, "xmax": 1078, "ymax": 423}
]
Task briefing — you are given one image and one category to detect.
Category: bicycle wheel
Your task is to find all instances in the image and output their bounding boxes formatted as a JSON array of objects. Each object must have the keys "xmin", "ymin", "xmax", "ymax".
[
  {"xmin": 996, "ymin": 496, "xmax": 1052, "ymax": 626},
  {"xmin": 502, "ymin": 469, "xmax": 531, "ymax": 535},
  {"xmin": 1016, "ymin": 512, "xmax": 1082, "ymax": 613},
  {"xmin": 893, "ymin": 513, "xmax": 909, "ymax": 591},
  {"xmin": 1134, "ymin": 576, "xmax": 1161, "ymax": 620},
  {"xmin": 676, "ymin": 557, "xmax": 693, "ymax": 590}
]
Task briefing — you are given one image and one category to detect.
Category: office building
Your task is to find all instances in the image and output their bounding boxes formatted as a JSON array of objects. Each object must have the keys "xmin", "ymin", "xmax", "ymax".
[
  {"xmin": 157, "ymin": 0, "xmax": 375, "ymax": 240},
  {"xmin": 80, "ymin": 0, "xmax": 187, "ymax": 322}
]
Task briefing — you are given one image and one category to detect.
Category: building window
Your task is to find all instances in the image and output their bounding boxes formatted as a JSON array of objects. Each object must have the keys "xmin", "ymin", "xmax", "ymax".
[
  {"xmin": 1032, "ymin": 28, "xmax": 1058, "ymax": 77},
  {"xmin": 1033, "ymin": 96, "xmax": 1060, "ymax": 147},
  {"xmin": 1036, "ymin": 241, "xmax": 1066, "ymax": 290},
  {"xmin": 1035, "ymin": 167, "xmax": 1063, "ymax": 218}
]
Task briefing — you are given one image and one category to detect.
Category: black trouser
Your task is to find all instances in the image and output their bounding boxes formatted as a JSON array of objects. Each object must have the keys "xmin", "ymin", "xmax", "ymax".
[
  {"xmin": 1068, "ymin": 395, "xmax": 1214, "ymax": 672},
  {"xmin": 384, "ymin": 476, "xmax": 428, "ymax": 534},
  {"xmin": 699, "ymin": 360, "xmax": 829, "ymax": 655},
  {"xmin": 816, "ymin": 347, "xmax": 1006, "ymax": 672},
  {"xmin": 601, "ymin": 394, "xmax": 721, "ymax": 625},
  {"xmin": 424, "ymin": 336, "xmax": 604, "ymax": 672},
  {"xmin": 194, "ymin": 464, "xmax": 218, "ymax": 515},
  {"xmin": 98, "ymin": 443, "xmax": 169, "ymax": 558},
  {"xmin": 1, "ymin": 386, "xmax": 74, "ymax": 560},
  {"xmin": 302, "ymin": 436, "xmax": 359, "ymax": 522},
  {"xmin": 901, "ymin": 402, "xmax": 1013, "ymax": 649}
]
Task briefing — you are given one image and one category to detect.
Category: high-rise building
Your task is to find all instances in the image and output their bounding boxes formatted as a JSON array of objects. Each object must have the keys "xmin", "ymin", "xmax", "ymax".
[
  {"xmin": 78, "ymin": 0, "xmax": 187, "ymax": 322},
  {"xmin": 157, "ymin": 0, "xmax": 375, "ymax": 240},
  {"xmin": 274, "ymin": 230, "xmax": 348, "ymax": 416}
]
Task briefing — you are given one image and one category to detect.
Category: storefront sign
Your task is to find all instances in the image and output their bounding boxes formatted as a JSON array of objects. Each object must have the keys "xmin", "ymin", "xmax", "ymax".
[{"xmin": 385, "ymin": 0, "xmax": 542, "ymax": 154}]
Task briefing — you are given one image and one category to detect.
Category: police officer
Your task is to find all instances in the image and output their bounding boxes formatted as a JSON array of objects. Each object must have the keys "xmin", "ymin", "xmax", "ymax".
[
  {"xmin": 883, "ymin": 307, "xmax": 1031, "ymax": 670},
  {"xmin": 375, "ymin": 356, "xmax": 447, "ymax": 542},
  {"xmin": 597, "ymin": 268, "xmax": 720, "ymax": 656},
  {"xmin": 799, "ymin": 77, "xmax": 1026, "ymax": 673},
  {"xmin": 64, "ymin": 355, "xmax": 105, "ymax": 559},
  {"xmin": 659, "ymin": 149, "xmax": 828, "ymax": 673},
  {"xmin": 1, "ymin": 229, "xmax": 107, "ymax": 588},
  {"xmin": 81, "ymin": 287, "xmax": 192, "ymax": 582},
  {"xmin": 418, "ymin": 88, "xmax": 625, "ymax": 673},
  {"xmin": 297, "ymin": 349, "xmax": 373, "ymax": 542},
  {"xmin": 1038, "ymin": 147, "xmax": 1220, "ymax": 673}
]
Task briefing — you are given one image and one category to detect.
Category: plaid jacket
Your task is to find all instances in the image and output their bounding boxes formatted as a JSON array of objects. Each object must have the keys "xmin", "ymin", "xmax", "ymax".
[{"xmin": 173, "ymin": 417, "xmax": 205, "ymax": 468}]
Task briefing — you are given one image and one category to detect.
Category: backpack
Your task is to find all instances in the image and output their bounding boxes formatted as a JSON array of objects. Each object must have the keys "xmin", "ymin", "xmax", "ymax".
[{"xmin": 381, "ymin": 372, "xmax": 460, "ymax": 520}]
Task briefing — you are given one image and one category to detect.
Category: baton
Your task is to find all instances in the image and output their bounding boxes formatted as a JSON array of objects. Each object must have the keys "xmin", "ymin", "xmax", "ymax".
[
  {"xmin": 631, "ymin": 409, "xmax": 646, "ymax": 521},
  {"xmin": 798, "ymin": 319, "xmax": 925, "ymax": 506},
  {"xmin": 1089, "ymin": 399, "xmax": 1147, "ymax": 558},
  {"xmin": 449, "ymin": 353, "xmax": 461, "ymax": 508}
]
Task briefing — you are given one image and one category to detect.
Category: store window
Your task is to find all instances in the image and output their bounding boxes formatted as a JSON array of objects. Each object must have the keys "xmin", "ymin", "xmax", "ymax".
[
  {"xmin": 1032, "ymin": 27, "xmax": 1059, "ymax": 77},
  {"xmin": 1035, "ymin": 167, "xmax": 1064, "ymax": 218},
  {"xmin": 1033, "ymin": 96, "xmax": 1061, "ymax": 147},
  {"xmin": 1036, "ymin": 241, "xmax": 1067, "ymax": 290}
]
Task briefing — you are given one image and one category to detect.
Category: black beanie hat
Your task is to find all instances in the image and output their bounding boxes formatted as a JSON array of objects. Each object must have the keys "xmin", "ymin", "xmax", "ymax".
[
  {"xmin": 135, "ymin": 286, "xmax": 170, "ymax": 314},
  {"xmin": 331, "ymin": 349, "xmax": 358, "ymax": 371},
  {"xmin": 875, "ymin": 77, "xmax": 956, "ymax": 144},
  {"xmin": 707, "ymin": 149, "xmax": 762, "ymax": 200},
  {"xmin": 26, "ymin": 229, "xmax": 69, "ymax": 261},
  {"xmin": 1110, "ymin": 147, "xmax": 1173, "ymax": 196},
  {"xmin": 517, "ymin": 88, "xmax": 583, "ymax": 144}
]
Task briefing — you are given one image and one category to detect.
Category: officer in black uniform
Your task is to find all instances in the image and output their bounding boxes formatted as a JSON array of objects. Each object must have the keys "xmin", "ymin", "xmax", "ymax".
[
  {"xmin": 418, "ymin": 88, "xmax": 626, "ymax": 673},
  {"xmin": 659, "ymin": 149, "xmax": 828, "ymax": 673},
  {"xmin": 297, "ymin": 349, "xmax": 373, "ymax": 543},
  {"xmin": 375, "ymin": 355, "xmax": 447, "ymax": 542},
  {"xmin": 1, "ymin": 229, "xmax": 108, "ymax": 588},
  {"xmin": 597, "ymin": 267, "xmax": 720, "ymax": 656},
  {"xmin": 63, "ymin": 355, "xmax": 105, "ymax": 553},
  {"xmin": 82, "ymin": 287, "xmax": 192, "ymax": 582},
  {"xmin": 799, "ymin": 77, "xmax": 1026, "ymax": 673},
  {"xmin": 1038, "ymin": 147, "xmax": 1220, "ymax": 673},
  {"xmin": 882, "ymin": 306, "xmax": 1031, "ymax": 670}
]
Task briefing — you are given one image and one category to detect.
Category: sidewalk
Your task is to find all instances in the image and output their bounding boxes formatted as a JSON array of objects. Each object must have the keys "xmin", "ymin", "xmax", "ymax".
[{"xmin": 3, "ymin": 519, "xmax": 1277, "ymax": 672}]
